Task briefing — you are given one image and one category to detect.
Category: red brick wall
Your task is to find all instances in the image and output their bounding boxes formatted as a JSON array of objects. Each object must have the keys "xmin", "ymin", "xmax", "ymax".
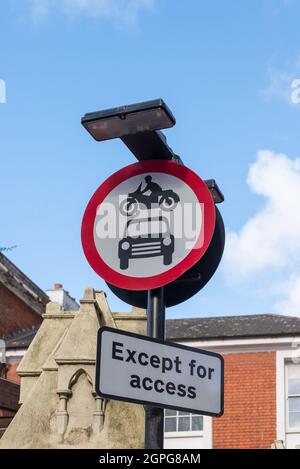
[
  {"xmin": 6, "ymin": 364, "xmax": 20, "ymax": 384},
  {"xmin": 0, "ymin": 283, "xmax": 42, "ymax": 336},
  {"xmin": 213, "ymin": 351, "xmax": 276, "ymax": 449}
]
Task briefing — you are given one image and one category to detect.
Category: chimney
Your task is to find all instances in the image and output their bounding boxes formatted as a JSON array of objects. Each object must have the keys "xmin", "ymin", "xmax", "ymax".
[{"xmin": 46, "ymin": 284, "xmax": 79, "ymax": 311}]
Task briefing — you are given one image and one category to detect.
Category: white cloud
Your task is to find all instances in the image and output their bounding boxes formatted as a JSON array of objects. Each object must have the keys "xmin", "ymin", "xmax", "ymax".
[
  {"xmin": 263, "ymin": 0, "xmax": 295, "ymax": 17},
  {"xmin": 31, "ymin": 0, "xmax": 53, "ymax": 22},
  {"xmin": 224, "ymin": 149, "xmax": 300, "ymax": 315},
  {"xmin": 261, "ymin": 69, "xmax": 294, "ymax": 103},
  {"xmin": 261, "ymin": 55, "xmax": 300, "ymax": 105},
  {"xmin": 224, "ymin": 150, "xmax": 300, "ymax": 278},
  {"xmin": 30, "ymin": 0, "xmax": 154, "ymax": 26},
  {"xmin": 274, "ymin": 275, "xmax": 300, "ymax": 315}
]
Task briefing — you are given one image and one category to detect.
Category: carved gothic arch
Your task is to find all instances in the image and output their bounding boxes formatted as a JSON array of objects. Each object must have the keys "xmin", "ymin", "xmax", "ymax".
[
  {"xmin": 68, "ymin": 368, "xmax": 93, "ymax": 390},
  {"xmin": 56, "ymin": 367, "xmax": 107, "ymax": 441}
]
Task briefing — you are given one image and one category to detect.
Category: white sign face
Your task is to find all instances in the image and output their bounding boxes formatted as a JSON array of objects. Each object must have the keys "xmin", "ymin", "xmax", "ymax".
[
  {"xmin": 96, "ymin": 327, "xmax": 224, "ymax": 416},
  {"xmin": 94, "ymin": 173, "xmax": 202, "ymax": 278}
]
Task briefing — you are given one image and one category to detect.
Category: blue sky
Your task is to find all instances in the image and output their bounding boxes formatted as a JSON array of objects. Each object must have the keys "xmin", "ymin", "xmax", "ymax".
[{"xmin": 1, "ymin": 0, "xmax": 300, "ymax": 318}]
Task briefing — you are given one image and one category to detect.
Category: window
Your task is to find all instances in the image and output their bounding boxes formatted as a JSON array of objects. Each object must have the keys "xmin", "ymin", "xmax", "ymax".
[
  {"xmin": 164, "ymin": 409, "xmax": 203, "ymax": 433},
  {"xmin": 287, "ymin": 363, "xmax": 300, "ymax": 429}
]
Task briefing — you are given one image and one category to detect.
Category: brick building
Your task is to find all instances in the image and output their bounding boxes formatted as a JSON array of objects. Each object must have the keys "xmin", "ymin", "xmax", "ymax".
[
  {"xmin": 165, "ymin": 314, "xmax": 300, "ymax": 449},
  {"xmin": 0, "ymin": 253, "xmax": 49, "ymax": 383},
  {"xmin": 0, "ymin": 253, "xmax": 79, "ymax": 383},
  {"xmin": 0, "ymin": 378, "xmax": 20, "ymax": 438},
  {"xmin": 0, "ymin": 253, "xmax": 47, "ymax": 336}
]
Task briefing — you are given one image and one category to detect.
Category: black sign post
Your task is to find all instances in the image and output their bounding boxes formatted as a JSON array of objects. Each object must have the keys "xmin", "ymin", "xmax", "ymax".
[{"xmin": 145, "ymin": 287, "xmax": 165, "ymax": 449}]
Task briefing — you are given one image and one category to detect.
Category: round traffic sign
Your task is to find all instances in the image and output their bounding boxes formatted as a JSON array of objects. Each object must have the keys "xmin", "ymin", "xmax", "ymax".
[{"xmin": 81, "ymin": 160, "xmax": 215, "ymax": 291}]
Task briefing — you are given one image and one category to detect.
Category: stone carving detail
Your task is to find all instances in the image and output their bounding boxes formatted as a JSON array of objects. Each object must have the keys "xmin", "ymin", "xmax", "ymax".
[
  {"xmin": 92, "ymin": 392, "xmax": 107, "ymax": 433},
  {"xmin": 56, "ymin": 388, "xmax": 72, "ymax": 441},
  {"xmin": 56, "ymin": 368, "xmax": 107, "ymax": 442}
]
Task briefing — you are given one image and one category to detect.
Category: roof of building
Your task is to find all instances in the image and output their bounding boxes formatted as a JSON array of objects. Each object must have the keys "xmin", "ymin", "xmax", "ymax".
[
  {"xmin": 0, "ymin": 252, "xmax": 49, "ymax": 317},
  {"xmin": 4, "ymin": 327, "xmax": 39, "ymax": 350},
  {"xmin": 166, "ymin": 314, "xmax": 300, "ymax": 341},
  {"xmin": 4, "ymin": 313, "xmax": 300, "ymax": 350}
]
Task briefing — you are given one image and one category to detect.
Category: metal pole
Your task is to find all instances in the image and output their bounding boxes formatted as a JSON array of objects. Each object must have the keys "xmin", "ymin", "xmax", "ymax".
[{"xmin": 144, "ymin": 287, "xmax": 165, "ymax": 449}]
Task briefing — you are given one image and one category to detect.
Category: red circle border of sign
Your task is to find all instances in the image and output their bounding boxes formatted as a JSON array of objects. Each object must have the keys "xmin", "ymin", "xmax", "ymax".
[{"xmin": 81, "ymin": 160, "xmax": 216, "ymax": 291}]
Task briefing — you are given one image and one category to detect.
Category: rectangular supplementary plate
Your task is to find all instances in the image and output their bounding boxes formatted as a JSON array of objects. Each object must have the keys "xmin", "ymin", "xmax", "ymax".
[{"xmin": 95, "ymin": 327, "xmax": 224, "ymax": 416}]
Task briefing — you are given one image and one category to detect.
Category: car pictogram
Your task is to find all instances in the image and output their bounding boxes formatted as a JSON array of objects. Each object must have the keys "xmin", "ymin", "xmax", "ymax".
[{"xmin": 118, "ymin": 215, "xmax": 175, "ymax": 270}]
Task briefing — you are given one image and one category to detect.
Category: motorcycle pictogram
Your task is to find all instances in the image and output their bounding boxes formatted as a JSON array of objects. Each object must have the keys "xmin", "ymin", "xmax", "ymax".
[{"xmin": 119, "ymin": 176, "xmax": 180, "ymax": 217}]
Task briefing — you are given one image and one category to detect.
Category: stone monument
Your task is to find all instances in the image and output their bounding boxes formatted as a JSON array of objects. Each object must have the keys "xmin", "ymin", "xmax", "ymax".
[{"xmin": 0, "ymin": 288, "xmax": 146, "ymax": 448}]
